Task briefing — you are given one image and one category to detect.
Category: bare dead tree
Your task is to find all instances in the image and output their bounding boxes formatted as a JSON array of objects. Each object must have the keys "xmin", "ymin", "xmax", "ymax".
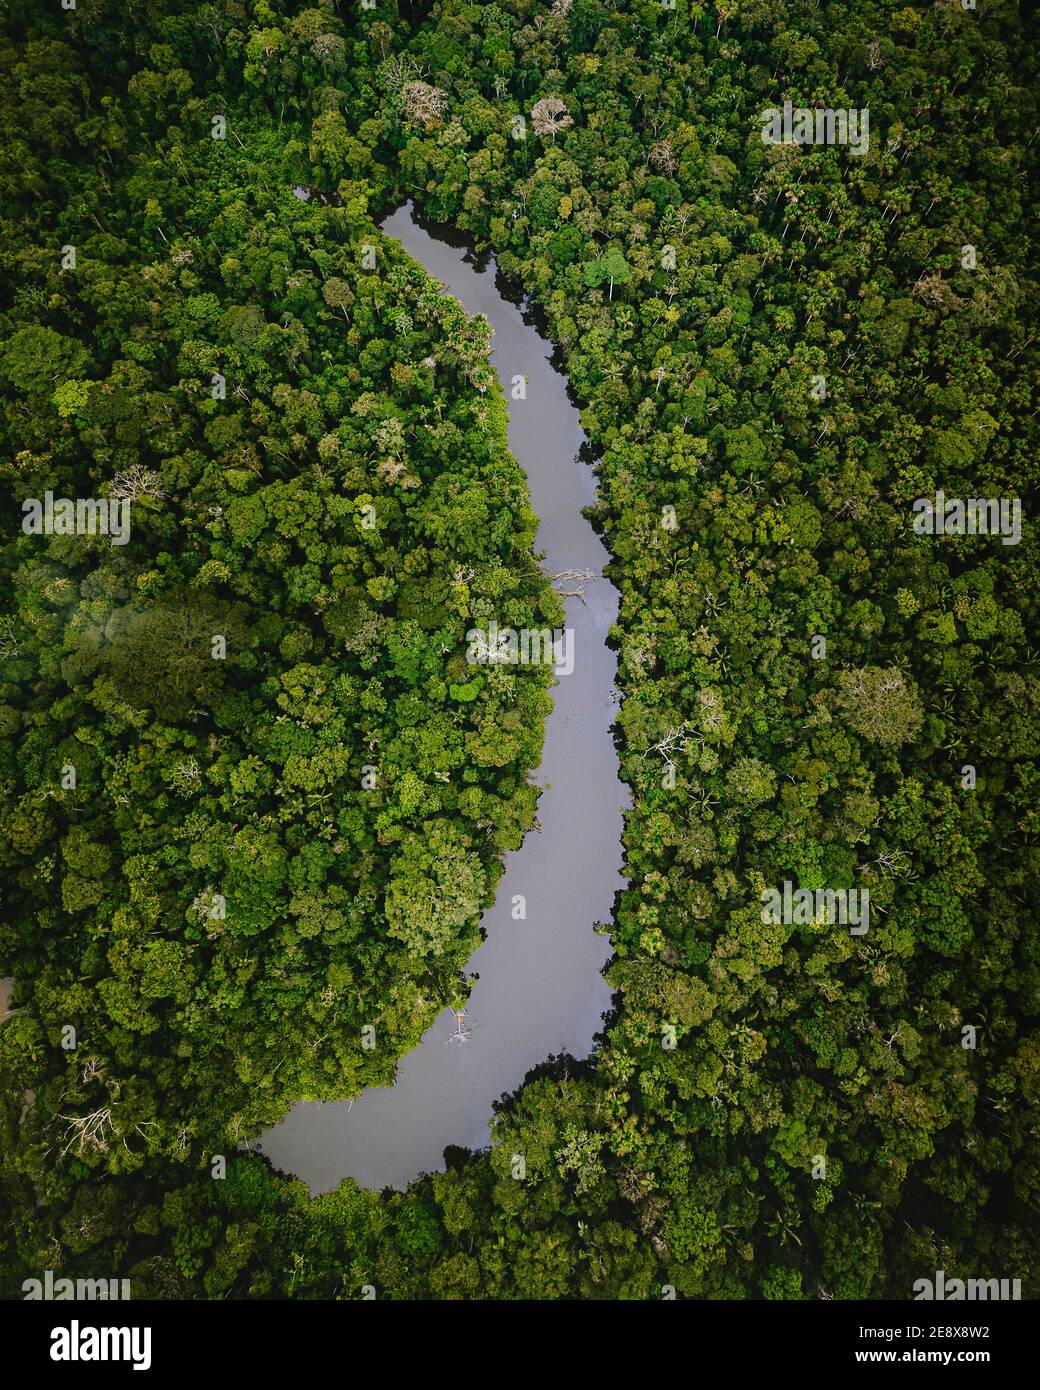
[
  {"xmin": 0, "ymin": 617, "xmax": 20, "ymax": 660},
  {"xmin": 531, "ymin": 97, "xmax": 574, "ymax": 142},
  {"xmin": 401, "ymin": 81, "xmax": 448, "ymax": 129},
  {"xmin": 445, "ymin": 1007, "xmax": 473, "ymax": 1044},
  {"xmin": 649, "ymin": 138, "xmax": 678, "ymax": 175},
  {"xmin": 378, "ymin": 54, "xmax": 424, "ymax": 95},
  {"xmin": 544, "ymin": 566, "xmax": 595, "ymax": 602},
  {"xmin": 57, "ymin": 1107, "xmax": 115, "ymax": 1158},
  {"xmin": 641, "ymin": 721, "xmax": 700, "ymax": 776},
  {"xmin": 110, "ymin": 464, "xmax": 164, "ymax": 502}
]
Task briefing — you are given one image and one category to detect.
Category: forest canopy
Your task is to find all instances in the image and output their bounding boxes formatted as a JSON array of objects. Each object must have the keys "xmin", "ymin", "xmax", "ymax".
[{"xmin": 1, "ymin": 0, "xmax": 1038, "ymax": 1303}]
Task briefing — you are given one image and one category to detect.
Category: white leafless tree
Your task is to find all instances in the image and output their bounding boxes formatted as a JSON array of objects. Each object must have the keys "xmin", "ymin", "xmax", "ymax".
[
  {"xmin": 402, "ymin": 81, "xmax": 448, "ymax": 129},
  {"xmin": 0, "ymin": 617, "xmax": 19, "ymax": 660},
  {"xmin": 110, "ymin": 464, "xmax": 165, "ymax": 502},
  {"xmin": 649, "ymin": 139, "xmax": 678, "ymax": 175},
  {"xmin": 378, "ymin": 54, "xmax": 424, "ymax": 95},
  {"xmin": 544, "ymin": 566, "xmax": 595, "ymax": 602},
  {"xmin": 446, "ymin": 1007, "xmax": 473, "ymax": 1044},
  {"xmin": 531, "ymin": 97, "xmax": 573, "ymax": 142}
]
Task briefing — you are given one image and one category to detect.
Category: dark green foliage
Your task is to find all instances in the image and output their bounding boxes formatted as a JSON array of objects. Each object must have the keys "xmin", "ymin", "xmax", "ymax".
[{"xmin": 1, "ymin": 0, "xmax": 1038, "ymax": 1302}]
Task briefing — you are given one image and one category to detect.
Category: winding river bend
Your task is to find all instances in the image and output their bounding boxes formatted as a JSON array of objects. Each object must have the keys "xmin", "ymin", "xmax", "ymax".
[{"xmin": 258, "ymin": 202, "xmax": 628, "ymax": 1194}]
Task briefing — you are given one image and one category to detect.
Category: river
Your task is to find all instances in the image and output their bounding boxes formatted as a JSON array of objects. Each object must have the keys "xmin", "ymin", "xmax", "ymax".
[{"xmin": 257, "ymin": 200, "xmax": 628, "ymax": 1193}]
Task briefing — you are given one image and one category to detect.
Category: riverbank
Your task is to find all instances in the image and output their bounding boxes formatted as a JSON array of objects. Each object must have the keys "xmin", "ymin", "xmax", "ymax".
[{"xmin": 258, "ymin": 202, "xmax": 629, "ymax": 1193}]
